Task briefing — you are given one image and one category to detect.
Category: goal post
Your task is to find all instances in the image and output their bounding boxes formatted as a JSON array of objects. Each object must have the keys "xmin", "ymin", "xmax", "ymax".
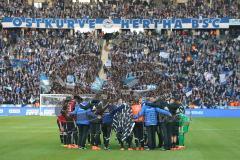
[
  {"xmin": 39, "ymin": 94, "xmax": 96, "ymax": 116},
  {"xmin": 40, "ymin": 94, "xmax": 72, "ymax": 116}
]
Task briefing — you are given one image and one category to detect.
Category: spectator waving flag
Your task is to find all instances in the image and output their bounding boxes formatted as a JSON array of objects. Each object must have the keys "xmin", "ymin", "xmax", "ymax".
[
  {"xmin": 186, "ymin": 90, "xmax": 193, "ymax": 97},
  {"xmin": 159, "ymin": 52, "xmax": 170, "ymax": 59}
]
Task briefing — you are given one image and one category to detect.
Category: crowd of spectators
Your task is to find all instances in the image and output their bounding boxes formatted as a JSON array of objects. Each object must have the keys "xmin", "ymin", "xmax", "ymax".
[
  {"xmin": 39, "ymin": 30, "xmax": 102, "ymax": 94},
  {"xmin": 0, "ymin": 29, "xmax": 40, "ymax": 104},
  {"xmin": 105, "ymin": 30, "xmax": 240, "ymax": 108},
  {"xmin": 1, "ymin": 28, "xmax": 239, "ymax": 107},
  {"xmin": 0, "ymin": 29, "xmax": 101, "ymax": 104},
  {"xmin": 0, "ymin": 0, "xmax": 239, "ymax": 19}
]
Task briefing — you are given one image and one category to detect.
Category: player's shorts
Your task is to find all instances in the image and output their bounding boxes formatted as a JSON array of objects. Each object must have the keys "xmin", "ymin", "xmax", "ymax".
[
  {"xmin": 57, "ymin": 120, "xmax": 67, "ymax": 132},
  {"xmin": 90, "ymin": 123, "xmax": 101, "ymax": 134},
  {"xmin": 172, "ymin": 122, "xmax": 179, "ymax": 136}
]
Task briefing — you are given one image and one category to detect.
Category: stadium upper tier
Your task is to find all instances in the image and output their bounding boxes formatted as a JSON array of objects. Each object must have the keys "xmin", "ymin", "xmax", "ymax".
[{"xmin": 0, "ymin": 0, "xmax": 239, "ymax": 19}]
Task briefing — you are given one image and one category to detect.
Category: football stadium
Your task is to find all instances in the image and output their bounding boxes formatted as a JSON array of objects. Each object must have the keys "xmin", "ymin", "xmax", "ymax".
[{"xmin": 0, "ymin": 0, "xmax": 240, "ymax": 160}]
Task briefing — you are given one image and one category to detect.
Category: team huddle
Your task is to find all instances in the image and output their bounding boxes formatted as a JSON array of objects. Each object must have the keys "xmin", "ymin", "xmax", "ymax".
[{"xmin": 57, "ymin": 95, "xmax": 190, "ymax": 151}]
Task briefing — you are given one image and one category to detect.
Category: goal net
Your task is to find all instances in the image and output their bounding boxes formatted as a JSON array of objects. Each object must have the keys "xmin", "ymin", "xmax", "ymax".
[
  {"xmin": 40, "ymin": 94, "xmax": 72, "ymax": 116},
  {"xmin": 39, "ymin": 94, "xmax": 96, "ymax": 116}
]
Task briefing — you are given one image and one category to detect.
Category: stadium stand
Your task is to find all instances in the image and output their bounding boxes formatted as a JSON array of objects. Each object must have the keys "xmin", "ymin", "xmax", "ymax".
[
  {"xmin": 105, "ymin": 30, "xmax": 239, "ymax": 108},
  {"xmin": 0, "ymin": 0, "xmax": 239, "ymax": 18},
  {"xmin": 0, "ymin": 0, "xmax": 239, "ymax": 108}
]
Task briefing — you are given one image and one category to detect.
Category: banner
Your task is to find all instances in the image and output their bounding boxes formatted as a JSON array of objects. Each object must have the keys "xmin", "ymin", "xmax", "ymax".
[
  {"xmin": 2, "ymin": 17, "xmax": 230, "ymax": 31},
  {"xmin": 1, "ymin": 107, "xmax": 240, "ymax": 117},
  {"xmin": 0, "ymin": 106, "xmax": 58, "ymax": 116},
  {"xmin": 185, "ymin": 109, "xmax": 240, "ymax": 117},
  {"xmin": 40, "ymin": 106, "xmax": 60, "ymax": 116},
  {"xmin": 229, "ymin": 19, "xmax": 240, "ymax": 25},
  {"xmin": 0, "ymin": 107, "xmax": 39, "ymax": 116}
]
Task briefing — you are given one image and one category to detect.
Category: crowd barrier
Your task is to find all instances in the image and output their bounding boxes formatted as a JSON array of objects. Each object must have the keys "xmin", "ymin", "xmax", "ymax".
[{"xmin": 0, "ymin": 106, "xmax": 240, "ymax": 117}]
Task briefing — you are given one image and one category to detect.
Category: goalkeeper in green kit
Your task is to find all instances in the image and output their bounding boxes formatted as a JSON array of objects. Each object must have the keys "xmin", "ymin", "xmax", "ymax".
[{"xmin": 178, "ymin": 113, "xmax": 190, "ymax": 149}]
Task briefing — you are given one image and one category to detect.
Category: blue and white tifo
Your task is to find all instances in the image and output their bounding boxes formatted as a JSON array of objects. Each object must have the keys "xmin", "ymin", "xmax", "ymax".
[{"xmin": 3, "ymin": 17, "xmax": 240, "ymax": 31}]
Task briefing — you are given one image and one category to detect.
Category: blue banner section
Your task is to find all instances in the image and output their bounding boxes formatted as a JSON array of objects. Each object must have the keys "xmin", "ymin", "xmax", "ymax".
[
  {"xmin": 2, "ymin": 17, "xmax": 231, "ymax": 29},
  {"xmin": 185, "ymin": 109, "xmax": 240, "ymax": 117},
  {"xmin": 0, "ymin": 107, "xmax": 39, "ymax": 116},
  {"xmin": 1, "ymin": 107, "xmax": 240, "ymax": 117}
]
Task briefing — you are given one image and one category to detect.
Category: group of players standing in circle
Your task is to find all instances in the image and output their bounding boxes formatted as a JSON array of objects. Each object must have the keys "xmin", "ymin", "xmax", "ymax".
[{"xmin": 57, "ymin": 95, "xmax": 190, "ymax": 151}]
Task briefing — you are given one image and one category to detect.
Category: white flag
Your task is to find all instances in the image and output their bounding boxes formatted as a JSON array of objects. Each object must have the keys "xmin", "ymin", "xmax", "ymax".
[
  {"xmin": 186, "ymin": 90, "xmax": 192, "ymax": 97},
  {"xmin": 219, "ymin": 74, "xmax": 226, "ymax": 84},
  {"xmin": 159, "ymin": 52, "xmax": 170, "ymax": 59}
]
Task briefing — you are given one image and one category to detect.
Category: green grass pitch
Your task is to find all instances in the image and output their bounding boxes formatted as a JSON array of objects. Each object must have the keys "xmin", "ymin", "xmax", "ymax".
[{"xmin": 0, "ymin": 116, "xmax": 240, "ymax": 160}]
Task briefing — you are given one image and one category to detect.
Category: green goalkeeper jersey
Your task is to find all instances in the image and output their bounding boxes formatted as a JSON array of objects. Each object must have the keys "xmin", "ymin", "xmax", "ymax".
[{"xmin": 179, "ymin": 113, "xmax": 190, "ymax": 133}]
